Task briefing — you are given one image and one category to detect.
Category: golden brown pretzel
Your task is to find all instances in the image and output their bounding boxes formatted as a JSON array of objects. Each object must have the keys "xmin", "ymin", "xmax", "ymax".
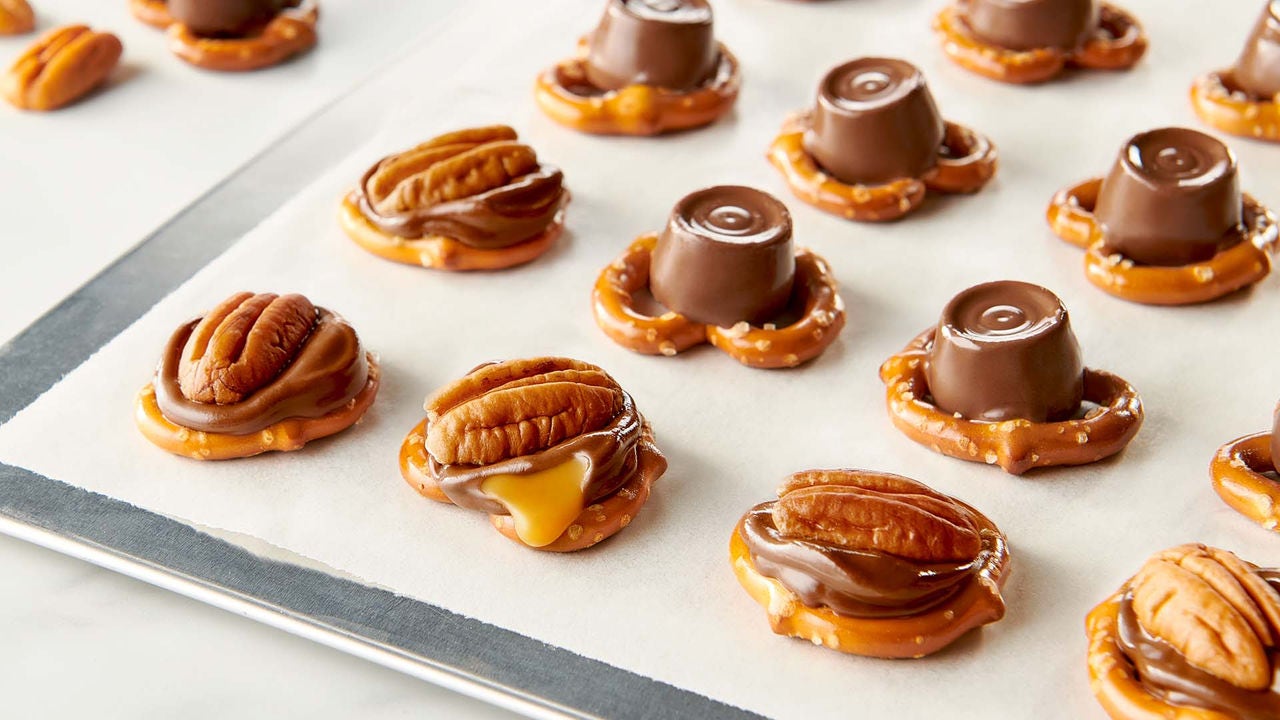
[
  {"xmin": 591, "ymin": 234, "xmax": 845, "ymax": 369},
  {"xmin": 1047, "ymin": 178, "xmax": 1279, "ymax": 305},
  {"xmin": 399, "ymin": 418, "xmax": 664, "ymax": 552},
  {"xmin": 934, "ymin": 3, "xmax": 1147, "ymax": 85},
  {"xmin": 168, "ymin": 1, "xmax": 318, "ymax": 72},
  {"xmin": 879, "ymin": 331, "xmax": 1143, "ymax": 475},
  {"xmin": 767, "ymin": 114, "xmax": 996, "ymax": 222},
  {"xmin": 533, "ymin": 39, "xmax": 739, "ymax": 136},
  {"xmin": 338, "ymin": 193, "xmax": 563, "ymax": 273},
  {"xmin": 134, "ymin": 355, "xmax": 380, "ymax": 460},
  {"xmin": 129, "ymin": 0, "xmax": 174, "ymax": 29},
  {"xmin": 1191, "ymin": 71, "xmax": 1280, "ymax": 143},
  {"xmin": 1210, "ymin": 432, "xmax": 1280, "ymax": 533}
]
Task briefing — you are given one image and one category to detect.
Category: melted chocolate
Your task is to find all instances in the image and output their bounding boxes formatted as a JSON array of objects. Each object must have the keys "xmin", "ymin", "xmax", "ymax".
[
  {"xmin": 961, "ymin": 0, "xmax": 1098, "ymax": 51},
  {"xmin": 1233, "ymin": 2, "xmax": 1280, "ymax": 100},
  {"xmin": 355, "ymin": 162, "xmax": 566, "ymax": 249},
  {"xmin": 154, "ymin": 309, "xmax": 369, "ymax": 435},
  {"xmin": 585, "ymin": 0, "xmax": 719, "ymax": 92},
  {"xmin": 1095, "ymin": 128, "xmax": 1243, "ymax": 267},
  {"xmin": 925, "ymin": 281, "xmax": 1084, "ymax": 423},
  {"xmin": 650, "ymin": 185, "xmax": 795, "ymax": 328},
  {"xmin": 741, "ymin": 504, "xmax": 986, "ymax": 618},
  {"xmin": 1117, "ymin": 589, "xmax": 1280, "ymax": 720},
  {"xmin": 168, "ymin": 0, "xmax": 291, "ymax": 37},
  {"xmin": 803, "ymin": 58, "xmax": 945, "ymax": 186},
  {"xmin": 428, "ymin": 391, "xmax": 645, "ymax": 516}
]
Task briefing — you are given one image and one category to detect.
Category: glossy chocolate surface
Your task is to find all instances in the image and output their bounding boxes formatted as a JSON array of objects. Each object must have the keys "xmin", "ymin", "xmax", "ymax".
[
  {"xmin": 357, "ymin": 162, "xmax": 566, "ymax": 248},
  {"xmin": 741, "ymin": 504, "xmax": 980, "ymax": 618},
  {"xmin": 168, "ymin": 0, "xmax": 285, "ymax": 37},
  {"xmin": 961, "ymin": 0, "xmax": 1098, "ymax": 51},
  {"xmin": 427, "ymin": 391, "xmax": 645, "ymax": 515},
  {"xmin": 803, "ymin": 58, "xmax": 945, "ymax": 186},
  {"xmin": 585, "ymin": 0, "xmax": 719, "ymax": 92},
  {"xmin": 1233, "ymin": 2, "xmax": 1280, "ymax": 100},
  {"xmin": 154, "ymin": 309, "xmax": 369, "ymax": 435},
  {"xmin": 650, "ymin": 185, "xmax": 795, "ymax": 328},
  {"xmin": 1117, "ymin": 587, "xmax": 1280, "ymax": 720},
  {"xmin": 1095, "ymin": 128, "xmax": 1243, "ymax": 267},
  {"xmin": 925, "ymin": 281, "xmax": 1084, "ymax": 423},
  {"xmin": 1272, "ymin": 403, "xmax": 1279, "ymax": 467}
]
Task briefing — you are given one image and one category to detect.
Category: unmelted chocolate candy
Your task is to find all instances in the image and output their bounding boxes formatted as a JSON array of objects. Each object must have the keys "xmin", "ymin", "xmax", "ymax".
[
  {"xmin": 1094, "ymin": 128, "xmax": 1243, "ymax": 267},
  {"xmin": 585, "ymin": 0, "xmax": 719, "ymax": 92},
  {"xmin": 1116, "ymin": 587, "xmax": 1280, "ymax": 720},
  {"xmin": 154, "ymin": 309, "xmax": 370, "ymax": 435},
  {"xmin": 803, "ymin": 58, "xmax": 945, "ymax": 186},
  {"xmin": 1233, "ymin": 2, "xmax": 1280, "ymax": 100},
  {"xmin": 961, "ymin": 0, "xmax": 1098, "ymax": 52},
  {"xmin": 740, "ymin": 505, "xmax": 978, "ymax": 618},
  {"xmin": 168, "ymin": 0, "xmax": 287, "ymax": 37},
  {"xmin": 925, "ymin": 281, "xmax": 1084, "ymax": 423},
  {"xmin": 649, "ymin": 185, "xmax": 795, "ymax": 328}
]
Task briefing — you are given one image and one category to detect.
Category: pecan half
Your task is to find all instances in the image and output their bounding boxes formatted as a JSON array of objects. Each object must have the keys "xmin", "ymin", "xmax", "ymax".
[
  {"xmin": 0, "ymin": 0, "xmax": 35, "ymax": 36},
  {"xmin": 368, "ymin": 126, "xmax": 540, "ymax": 215},
  {"xmin": 178, "ymin": 292, "xmax": 317, "ymax": 405},
  {"xmin": 1130, "ymin": 544, "xmax": 1280, "ymax": 691},
  {"xmin": 3, "ymin": 25, "xmax": 122, "ymax": 111},
  {"xmin": 772, "ymin": 469, "xmax": 982, "ymax": 563},
  {"xmin": 425, "ymin": 357, "xmax": 624, "ymax": 466}
]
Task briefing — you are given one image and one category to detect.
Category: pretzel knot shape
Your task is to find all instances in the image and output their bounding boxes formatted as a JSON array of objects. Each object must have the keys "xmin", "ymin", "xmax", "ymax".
[
  {"xmin": 767, "ymin": 114, "xmax": 997, "ymax": 223},
  {"xmin": 168, "ymin": 1, "xmax": 318, "ymax": 72},
  {"xmin": 591, "ymin": 234, "xmax": 845, "ymax": 369},
  {"xmin": 878, "ymin": 330, "xmax": 1143, "ymax": 475},
  {"xmin": 129, "ymin": 0, "xmax": 173, "ymax": 29},
  {"xmin": 1192, "ymin": 71, "xmax": 1280, "ymax": 143},
  {"xmin": 934, "ymin": 3, "xmax": 1146, "ymax": 84},
  {"xmin": 1210, "ymin": 432, "xmax": 1280, "ymax": 533},
  {"xmin": 1047, "ymin": 178, "xmax": 1279, "ymax": 305},
  {"xmin": 534, "ymin": 39, "xmax": 740, "ymax": 136}
]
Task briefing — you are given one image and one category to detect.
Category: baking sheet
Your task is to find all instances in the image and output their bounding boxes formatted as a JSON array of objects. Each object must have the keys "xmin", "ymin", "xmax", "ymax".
[{"xmin": 2, "ymin": 0, "xmax": 1279, "ymax": 718}]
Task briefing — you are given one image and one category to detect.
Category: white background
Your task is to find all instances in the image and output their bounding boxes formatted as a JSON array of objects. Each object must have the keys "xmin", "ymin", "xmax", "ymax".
[{"xmin": 4, "ymin": 0, "xmax": 1280, "ymax": 718}]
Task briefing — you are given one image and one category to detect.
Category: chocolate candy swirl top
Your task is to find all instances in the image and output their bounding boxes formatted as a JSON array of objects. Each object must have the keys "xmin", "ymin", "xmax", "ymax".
[
  {"xmin": 585, "ymin": 0, "xmax": 719, "ymax": 92},
  {"xmin": 650, "ymin": 185, "xmax": 796, "ymax": 328},
  {"xmin": 1233, "ymin": 2, "xmax": 1280, "ymax": 100},
  {"xmin": 926, "ymin": 281, "xmax": 1084, "ymax": 423},
  {"xmin": 168, "ymin": 0, "xmax": 292, "ymax": 37},
  {"xmin": 1095, "ymin": 128, "xmax": 1242, "ymax": 267},
  {"xmin": 804, "ymin": 58, "xmax": 945, "ymax": 186},
  {"xmin": 961, "ymin": 0, "xmax": 1098, "ymax": 52},
  {"xmin": 154, "ymin": 292, "xmax": 370, "ymax": 435}
]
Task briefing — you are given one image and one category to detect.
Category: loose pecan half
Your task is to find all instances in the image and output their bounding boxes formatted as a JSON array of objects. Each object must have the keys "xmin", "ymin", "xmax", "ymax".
[
  {"xmin": 0, "ymin": 0, "xmax": 35, "ymax": 36},
  {"xmin": 178, "ymin": 292, "xmax": 317, "ymax": 405},
  {"xmin": 425, "ymin": 357, "xmax": 624, "ymax": 466},
  {"xmin": 1130, "ymin": 544, "xmax": 1280, "ymax": 691},
  {"xmin": 772, "ymin": 469, "xmax": 982, "ymax": 563},
  {"xmin": 3, "ymin": 25, "xmax": 122, "ymax": 111}
]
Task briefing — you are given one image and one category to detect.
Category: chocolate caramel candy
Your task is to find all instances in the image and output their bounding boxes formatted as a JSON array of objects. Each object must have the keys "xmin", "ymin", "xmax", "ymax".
[
  {"xmin": 961, "ymin": 0, "xmax": 1098, "ymax": 52},
  {"xmin": 168, "ymin": 0, "xmax": 282, "ymax": 36},
  {"xmin": 649, "ymin": 186, "xmax": 795, "ymax": 328},
  {"xmin": 1233, "ymin": 2, "xmax": 1280, "ymax": 100},
  {"xmin": 584, "ymin": 0, "xmax": 718, "ymax": 92},
  {"xmin": 803, "ymin": 58, "xmax": 945, "ymax": 186},
  {"xmin": 925, "ymin": 281, "xmax": 1084, "ymax": 423},
  {"xmin": 1094, "ymin": 128, "xmax": 1242, "ymax": 267}
]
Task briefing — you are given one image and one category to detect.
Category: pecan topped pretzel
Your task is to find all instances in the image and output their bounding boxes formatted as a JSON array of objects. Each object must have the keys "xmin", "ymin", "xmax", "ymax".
[
  {"xmin": 400, "ymin": 357, "xmax": 667, "ymax": 552},
  {"xmin": 731, "ymin": 469, "xmax": 1010, "ymax": 658},
  {"xmin": 592, "ymin": 186, "xmax": 845, "ymax": 369},
  {"xmin": 1086, "ymin": 544, "xmax": 1280, "ymax": 719},
  {"xmin": 879, "ymin": 281, "xmax": 1142, "ymax": 475},
  {"xmin": 768, "ymin": 58, "xmax": 996, "ymax": 223},
  {"xmin": 935, "ymin": 0, "xmax": 1147, "ymax": 85},
  {"xmin": 534, "ymin": 0, "xmax": 740, "ymax": 136},
  {"xmin": 1192, "ymin": 3, "xmax": 1280, "ymax": 142},
  {"xmin": 135, "ymin": 291, "xmax": 380, "ymax": 460},
  {"xmin": 1210, "ymin": 402, "xmax": 1280, "ymax": 534},
  {"xmin": 1048, "ymin": 128, "xmax": 1279, "ymax": 306},
  {"xmin": 131, "ymin": 0, "xmax": 318, "ymax": 72},
  {"xmin": 339, "ymin": 125, "xmax": 569, "ymax": 272}
]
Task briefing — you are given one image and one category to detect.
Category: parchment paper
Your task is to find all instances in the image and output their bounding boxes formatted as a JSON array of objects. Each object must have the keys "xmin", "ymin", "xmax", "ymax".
[{"xmin": 2, "ymin": 1, "xmax": 1278, "ymax": 717}]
